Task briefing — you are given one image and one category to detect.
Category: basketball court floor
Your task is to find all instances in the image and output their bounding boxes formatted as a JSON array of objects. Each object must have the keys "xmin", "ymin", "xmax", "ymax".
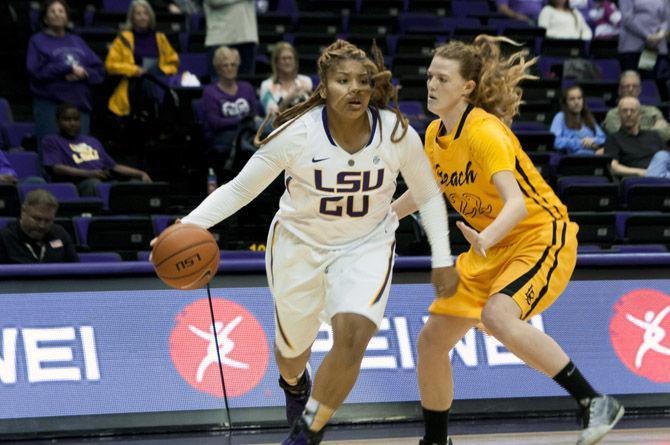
[{"xmin": 17, "ymin": 416, "xmax": 670, "ymax": 445}]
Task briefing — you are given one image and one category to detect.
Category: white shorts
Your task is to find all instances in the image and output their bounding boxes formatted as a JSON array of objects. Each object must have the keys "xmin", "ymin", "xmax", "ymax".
[{"xmin": 265, "ymin": 215, "xmax": 397, "ymax": 358}]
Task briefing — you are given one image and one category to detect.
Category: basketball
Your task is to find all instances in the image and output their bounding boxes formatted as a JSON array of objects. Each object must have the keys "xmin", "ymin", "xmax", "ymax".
[{"xmin": 151, "ymin": 223, "xmax": 220, "ymax": 290}]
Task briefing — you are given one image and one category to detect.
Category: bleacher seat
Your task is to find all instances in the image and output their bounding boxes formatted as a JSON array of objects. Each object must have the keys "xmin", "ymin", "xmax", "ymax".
[
  {"xmin": 394, "ymin": 34, "xmax": 440, "ymax": 57},
  {"xmin": 79, "ymin": 252, "xmax": 123, "ymax": 262},
  {"xmin": 102, "ymin": 0, "xmax": 131, "ymax": 13},
  {"xmin": 589, "ymin": 39, "xmax": 618, "ymax": 59},
  {"xmin": 620, "ymin": 177, "xmax": 670, "ymax": 211},
  {"xmin": 576, "ymin": 80, "xmax": 619, "ymax": 106},
  {"xmin": 0, "ymin": 216, "xmax": 16, "ymax": 230},
  {"xmin": 152, "ymin": 215, "xmax": 180, "ymax": 236},
  {"xmin": 451, "ymin": 0, "xmax": 490, "ymax": 17},
  {"xmin": 179, "ymin": 53, "xmax": 209, "ymax": 80},
  {"xmin": 569, "ymin": 211, "xmax": 616, "ymax": 244},
  {"xmin": 395, "ymin": 214, "xmax": 429, "ymax": 255},
  {"xmin": 2, "ymin": 122, "xmax": 36, "ymax": 150},
  {"xmin": 517, "ymin": 131, "xmax": 555, "ymax": 152},
  {"xmin": 346, "ymin": 14, "xmax": 399, "ymax": 37},
  {"xmin": 359, "ymin": 0, "xmax": 405, "ymax": 16},
  {"xmin": 102, "ymin": 182, "xmax": 171, "ymax": 214},
  {"xmin": 0, "ymin": 185, "xmax": 20, "ymax": 216},
  {"xmin": 295, "ymin": 13, "xmax": 343, "ymax": 35},
  {"xmin": 257, "ymin": 12, "xmax": 294, "ymax": 35},
  {"xmin": 521, "ymin": 79, "xmax": 561, "ymax": 104},
  {"xmin": 541, "ymin": 39, "xmax": 586, "ymax": 58},
  {"xmin": 74, "ymin": 216, "xmax": 154, "ymax": 251},
  {"xmin": 18, "ymin": 183, "xmax": 103, "ymax": 215},
  {"xmin": 297, "ymin": 0, "xmax": 356, "ymax": 14},
  {"xmin": 407, "ymin": 0, "xmax": 451, "ymax": 16},
  {"xmin": 592, "ymin": 58, "xmax": 621, "ymax": 82},
  {"xmin": 555, "ymin": 155, "xmax": 612, "ymax": 179},
  {"xmin": 526, "ymin": 152, "xmax": 552, "ymax": 177},
  {"xmin": 54, "ymin": 216, "xmax": 77, "ymax": 244},
  {"xmin": 557, "ymin": 176, "xmax": 618, "ymax": 211},
  {"xmin": 5, "ymin": 151, "xmax": 39, "ymax": 179},
  {"xmin": 616, "ymin": 212, "xmax": 670, "ymax": 244},
  {"xmin": 640, "ymin": 80, "xmax": 662, "ymax": 106},
  {"xmin": 517, "ymin": 101, "xmax": 555, "ymax": 128}
]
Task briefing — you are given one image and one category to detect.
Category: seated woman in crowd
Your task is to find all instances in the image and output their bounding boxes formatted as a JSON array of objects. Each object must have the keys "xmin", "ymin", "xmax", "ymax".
[
  {"xmin": 538, "ymin": 0, "xmax": 593, "ymax": 40},
  {"xmin": 105, "ymin": 0, "xmax": 179, "ymax": 118},
  {"xmin": 550, "ymin": 85, "xmax": 606, "ymax": 155},
  {"xmin": 259, "ymin": 42, "xmax": 313, "ymax": 116},
  {"xmin": 26, "ymin": 0, "xmax": 104, "ymax": 147},
  {"xmin": 42, "ymin": 104, "xmax": 151, "ymax": 197},
  {"xmin": 202, "ymin": 46, "xmax": 260, "ymax": 168}
]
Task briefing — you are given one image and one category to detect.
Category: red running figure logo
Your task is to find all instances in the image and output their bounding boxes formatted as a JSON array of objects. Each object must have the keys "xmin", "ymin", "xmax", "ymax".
[
  {"xmin": 609, "ymin": 289, "xmax": 670, "ymax": 383},
  {"xmin": 169, "ymin": 298, "xmax": 270, "ymax": 397}
]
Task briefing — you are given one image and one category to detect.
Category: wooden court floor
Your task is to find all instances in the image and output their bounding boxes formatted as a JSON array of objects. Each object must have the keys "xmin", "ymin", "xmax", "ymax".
[{"xmin": 325, "ymin": 428, "xmax": 670, "ymax": 445}]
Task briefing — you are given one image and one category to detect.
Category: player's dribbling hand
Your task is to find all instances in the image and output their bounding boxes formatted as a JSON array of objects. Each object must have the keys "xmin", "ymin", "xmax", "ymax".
[
  {"xmin": 149, "ymin": 218, "xmax": 181, "ymax": 261},
  {"xmin": 431, "ymin": 266, "xmax": 459, "ymax": 298},
  {"xmin": 456, "ymin": 221, "xmax": 488, "ymax": 257}
]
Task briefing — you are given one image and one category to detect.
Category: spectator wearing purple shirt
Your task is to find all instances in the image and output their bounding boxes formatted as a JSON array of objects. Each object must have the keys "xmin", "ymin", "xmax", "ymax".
[
  {"xmin": 202, "ymin": 46, "xmax": 259, "ymax": 178},
  {"xmin": 42, "ymin": 104, "xmax": 151, "ymax": 197},
  {"xmin": 26, "ymin": 0, "xmax": 104, "ymax": 148},
  {"xmin": 496, "ymin": 0, "xmax": 545, "ymax": 24},
  {"xmin": 618, "ymin": 0, "xmax": 669, "ymax": 83}
]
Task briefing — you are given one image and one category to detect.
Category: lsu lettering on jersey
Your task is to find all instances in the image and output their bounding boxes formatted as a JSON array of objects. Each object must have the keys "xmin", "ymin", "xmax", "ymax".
[
  {"xmin": 183, "ymin": 105, "xmax": 444, "ymax": 251},
  {"xmin": 425, "ymin": 105, "xmax": 570, "ymax": 245}
]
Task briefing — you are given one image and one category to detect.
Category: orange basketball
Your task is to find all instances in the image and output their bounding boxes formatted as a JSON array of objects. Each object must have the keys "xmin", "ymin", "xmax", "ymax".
[{"xmin": 151, "ymin": 223, "xmax": 220, "ymax": 290}]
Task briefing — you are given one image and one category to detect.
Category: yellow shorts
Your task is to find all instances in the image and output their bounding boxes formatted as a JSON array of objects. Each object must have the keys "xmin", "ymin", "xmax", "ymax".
[{"xmin": 430, "ymin": 220, "xmax": 578, "ymax": 321}]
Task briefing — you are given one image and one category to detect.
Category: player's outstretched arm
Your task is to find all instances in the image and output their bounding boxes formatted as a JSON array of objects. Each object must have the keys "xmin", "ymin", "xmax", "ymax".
[{"xmin": 391, "ymin": 191, "xmax": 418, "ymax": 220}]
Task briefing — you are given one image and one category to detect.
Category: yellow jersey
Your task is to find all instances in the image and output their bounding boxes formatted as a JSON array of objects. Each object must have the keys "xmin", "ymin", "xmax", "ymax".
[{"xmin": 424, "ymin": 105, "xmax": 569, "ymax": 246}]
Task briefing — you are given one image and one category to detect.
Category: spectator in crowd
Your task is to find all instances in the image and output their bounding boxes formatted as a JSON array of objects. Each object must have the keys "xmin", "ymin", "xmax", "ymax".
[
  {"xmin": 618, "ymin": 0, "xmax": 669, "ymax": 80},
  {"xmin": 602, "ymin": 70, "xmax": 670, "ymax": 142},
  {"xmin": 202, "ymin": 46, "xmax": 259, "ymax": 172},
  {"xmin": 105, "ymin": 0, "xmax": 179, "ymax": 118},
  {"xmin": 0, "ymin": 189, "xmax": 78, "ymax": 264},
  {"xmin": 589, "ymin": 0, "xmax": 621, "ymax": 39},
  {"xmin": 42, "ymin": 104, "xmax": 152, "ymax": 197},
  {"xmin": 496, "ymin": 0, "xmax": 545, "ymax": 25},
  {"xmin": 0, "ymin": 150, "xmax": 47, "ymax": 185},
  {"xmin": 605, "ymin": 96, "xmax": 669, "ymax": 178},
  {"xmin": 204, "ymin": 0, "xmax": 258, "ymax": 77},
  {"xmin": 26, "ymin": 0, "xmax": 104, "ymax": 147},
  {"xmin": 259, "ymin": 42, "xmax": 313, "ymax": 116},
  {"xmin": 551, "ymin": 85, "xmax": 606, "ymax": 155},
  {"xmin": 538, "ymin": 0, "xmax": 593, "ymax": 40}
]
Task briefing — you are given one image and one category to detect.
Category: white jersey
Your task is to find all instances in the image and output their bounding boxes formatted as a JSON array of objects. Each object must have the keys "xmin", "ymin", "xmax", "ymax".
[{"xmin": 182, "ymin": 105, "xmax": 452, "ymax": 266}]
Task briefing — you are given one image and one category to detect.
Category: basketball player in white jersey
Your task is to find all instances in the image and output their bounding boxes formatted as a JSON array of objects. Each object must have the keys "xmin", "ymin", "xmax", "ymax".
[{"xmin": 181, "ymin": 40, "xmax": 459, "ymax": 445}]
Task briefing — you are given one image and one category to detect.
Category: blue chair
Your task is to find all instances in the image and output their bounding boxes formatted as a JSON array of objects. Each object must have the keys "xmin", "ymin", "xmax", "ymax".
[
  {"xmin": 79, "ymin": 252, "xmax": 123, "ymax": 262},
  {"xmin": 5, "ymin": 151, "xmax": 40, "ymax": 179},
  {"xmin": 620, "ymin": 177, "xmax": 670, "ymax": 211},
  {"xmin": 557, "ymin": 176, "xmax": 617, "ymax": 211}
]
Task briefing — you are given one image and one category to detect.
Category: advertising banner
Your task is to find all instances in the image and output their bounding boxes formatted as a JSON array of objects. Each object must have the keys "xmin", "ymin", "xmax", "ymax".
[{"xmin": 2, "ymin": 280, "xmax": 670, "ymax": 419}]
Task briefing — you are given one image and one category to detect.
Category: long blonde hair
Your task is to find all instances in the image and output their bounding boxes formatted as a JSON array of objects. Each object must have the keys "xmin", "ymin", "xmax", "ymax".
[
  {"xmin": 255, "ymin": 39, "xmax": 407, "ymax": 146},
  {"xmin": 433, "ymin": 35, "xmax": 537, "ymax": 125}
]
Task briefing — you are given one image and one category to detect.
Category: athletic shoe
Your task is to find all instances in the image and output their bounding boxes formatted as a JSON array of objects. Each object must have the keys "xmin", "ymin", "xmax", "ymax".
[
  {"xmin": 281, "ymin": 416, "xmax": 324, "ymax": 445},
  {"xmin": 418, "ymin": 438, "xmax": 453, "ymax": 445},
  {"xmin": 577, "ymin": 395, "xmax": 625, "ymax": 445},
  {"xmin": 278, "ymin": 368, "xmax": 312, "ymax": 426}
]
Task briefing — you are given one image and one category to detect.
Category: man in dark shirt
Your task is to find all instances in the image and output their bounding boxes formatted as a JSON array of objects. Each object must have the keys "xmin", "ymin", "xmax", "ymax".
[
  {"xmin": 0, "ymin": 189, "xmax": 78, "ymax": 263},
  {"xmin": 604, "ymin": 97, "xmax": 669, "ymax": 178}
]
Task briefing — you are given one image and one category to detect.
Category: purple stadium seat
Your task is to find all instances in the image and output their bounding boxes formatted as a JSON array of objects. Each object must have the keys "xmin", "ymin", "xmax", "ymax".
[
  {"xmin": 0, "ymin": 216, "xmax": 16, "ymax": 230},
  {"xmin": 640, "ymin": 80, "xmax": 661, "ymax": 106},
  {"xmin": 615, "ymin": 211, "xmax": 670, "ymax": 243},
  {"xmin": 19, "ymin": 183, "xmax": 78, "ymax": 202},
  {"xmin": 537, "ymin": 56, "xmax": 565, "ymax": 79},
  {"xmin": 0, "ymin": 98, "xmax": 12, "ymax": 124},
  {"xmin": 79, "ymin": 252, "xmax": 123, "ymax": 262},
  {"xmin": 137, "ymin": 250, "xmax": 150, "ymax": 261},
  {"xmin": 620, "ymin": 177, "xmax": 670, "ymax": 211},
  {"xmin": 5, "ymin": 151, "xmax": 39, "ymax": 179},
  {"xmin": 592, "ymin": 58, "xmax": 620, "ymax": 82},
  {"xmin": 2, "ymin": 122, "xmax": 36, "ymax": 149},
  {"xmin": 19, "ymin": 183, "xmax": 104, "ymax": 215},
  {"xmin": 0, "ymin": 185, "xmax": 20, "ymax": 216},
  {"xmin": 511, "ymin": 121, "xmax": 547, "ymax": 131},
  {"xmin": 102, "ymin": 0, "xmax": 131, "ymax": 13},
  {"xmin": 95, "ymin": 182, "xmax": 112, "ymax": 210},
  {"xmin": 557, "ymin": 176, "xmax": 617, "ymax": 211},
  {"xmin": 74, "ymin": 216, "xmax": 154, "ymax": 250},
  {"xmin": 451, "ymin": 1, "xmax": 490, "ymax": 17},
  {"xmin": 398, "ymin": 13, "xmax": 449, "ymax": 34},
  {"xmin": 152, "ymin": 215, "xmax": 179, "ymax": 235},
  {"xmin": 488, "ymin": 18, "xmax": 532, "ymax": 32},
  {"xmin": 179, "ymin": 53, "xmax": 209, "ymax": 79}
]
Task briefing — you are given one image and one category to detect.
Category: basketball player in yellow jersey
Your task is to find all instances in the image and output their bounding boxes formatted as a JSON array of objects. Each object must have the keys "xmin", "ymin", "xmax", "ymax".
[{"xmin": 393, "ymin": 36, "xmax": 623, "ymax": 445}]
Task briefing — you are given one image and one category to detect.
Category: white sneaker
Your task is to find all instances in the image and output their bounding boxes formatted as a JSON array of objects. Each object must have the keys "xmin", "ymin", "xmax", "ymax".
[{"xmin": 577, "ymin": 395, "xmax": 625, "ymax": 445}]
